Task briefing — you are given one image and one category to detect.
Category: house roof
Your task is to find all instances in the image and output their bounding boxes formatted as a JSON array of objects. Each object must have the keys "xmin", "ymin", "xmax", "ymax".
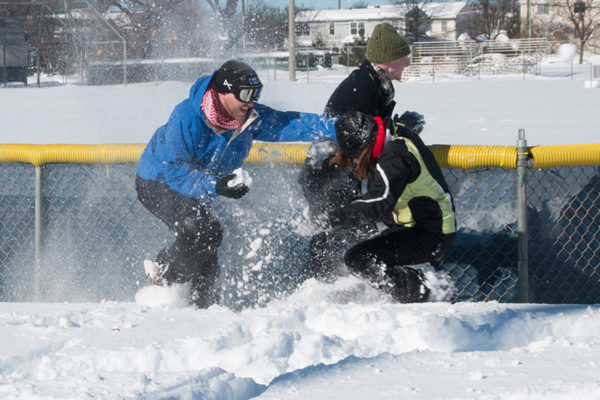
[
  {"xmin": 296, "ymin": 2, "xmax": 467, "ymax": 23},
  {"xmin": 423, "ymin": 2, "xmax": 469, "ymax": 19},
  {"xmin": 296, "ymin": 6, "xmax": 405, "ymax": 22}
]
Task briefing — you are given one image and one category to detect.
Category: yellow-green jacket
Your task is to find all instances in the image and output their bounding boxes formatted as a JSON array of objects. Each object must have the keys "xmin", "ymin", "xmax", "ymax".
[{"xmin": 328, "ymin": 122, "xmax": 456, "ymax": 235}]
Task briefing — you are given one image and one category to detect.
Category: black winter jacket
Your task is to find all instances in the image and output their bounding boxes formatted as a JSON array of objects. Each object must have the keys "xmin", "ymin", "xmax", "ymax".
[
  {"xmin": 328, "ymin": 126, "xmax": 455, "ymax": 235},
  {"xmin": 323, "ymin": 60, "xmax": 396, "ymax": 119}
]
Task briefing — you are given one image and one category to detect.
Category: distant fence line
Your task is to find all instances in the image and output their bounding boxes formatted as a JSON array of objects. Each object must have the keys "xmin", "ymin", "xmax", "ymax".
[
  {"xmin": 77, "ymin": 38, "xmax": 564, "ymax": 85},
  {"xmin": 404, "ymin": 38, "xmax": 551, "ymax": 79},
  {"xmin": 1, "ymin": 140, "xmax": 599, "ymax": 307},
  {"xmin": 11, "ymin": 37, "xmax": 597, "ymax": 86}
]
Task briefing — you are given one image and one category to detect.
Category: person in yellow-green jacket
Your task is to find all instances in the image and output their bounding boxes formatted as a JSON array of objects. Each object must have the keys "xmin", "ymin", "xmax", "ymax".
[{"xmin": 313, "ymin": 111, "xmax": 456, "ymax": 303}]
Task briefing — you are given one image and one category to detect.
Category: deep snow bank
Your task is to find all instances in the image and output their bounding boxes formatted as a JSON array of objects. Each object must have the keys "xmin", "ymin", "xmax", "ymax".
[{"xmin": 2, "ymin": 277, "xmax": 600, "ymax": 399}]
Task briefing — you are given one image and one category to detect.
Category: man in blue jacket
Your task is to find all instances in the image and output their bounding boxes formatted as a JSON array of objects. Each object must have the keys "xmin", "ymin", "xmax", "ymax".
[{"xmin": 136, "ymin": 59, "xmax": 336, "ymax": 308}]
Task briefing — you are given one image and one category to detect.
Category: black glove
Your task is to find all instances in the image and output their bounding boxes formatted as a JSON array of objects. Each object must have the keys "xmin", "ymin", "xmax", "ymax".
[
  {"xmin": 215, "ymin": 174, "xmax": 249, "ymax": 199},
  {"xmin": 394, "ymin": 111, "xmax": 425, "ymax": 135}
]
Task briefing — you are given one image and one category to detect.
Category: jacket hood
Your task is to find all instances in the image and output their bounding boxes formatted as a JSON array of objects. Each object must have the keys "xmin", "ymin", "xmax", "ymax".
[{"xmin": 188, "ymin": 72, "xmax": 217, "ymax": 118}]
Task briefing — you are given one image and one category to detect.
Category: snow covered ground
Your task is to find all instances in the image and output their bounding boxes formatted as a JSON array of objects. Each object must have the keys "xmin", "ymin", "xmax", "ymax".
[
  {"xmin": 2, "ymin": 51, "xmax": 599, "ymax": 147},
  {"xmin": 1, "ymin": 49, "xmax": 600, "ymax": 399},
  {"xmin": 3, "ymin": 287, "xmax": 600, "ymax": 399}
]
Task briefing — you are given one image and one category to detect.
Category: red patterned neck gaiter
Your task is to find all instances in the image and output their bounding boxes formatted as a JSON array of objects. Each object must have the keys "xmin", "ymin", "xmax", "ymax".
[{"xmin": 201, "ymin": 85, "xmax": 242, "ymax": 131}]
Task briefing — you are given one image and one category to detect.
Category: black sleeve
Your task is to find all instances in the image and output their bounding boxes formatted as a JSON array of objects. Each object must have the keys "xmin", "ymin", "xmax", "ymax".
[{"xmin": 328, "ymin": 139, "xmax": 419, "ymax": 230}]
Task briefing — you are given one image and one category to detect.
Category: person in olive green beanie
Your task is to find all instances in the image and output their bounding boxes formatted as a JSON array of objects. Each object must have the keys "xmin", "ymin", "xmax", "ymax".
[
  {"xmin": 298, "ymin": 22, "xmax": 414, "ymax": 283},
  {"xmin": 367, "ymin": 22, "xmax": 411, "ymax": 81}
]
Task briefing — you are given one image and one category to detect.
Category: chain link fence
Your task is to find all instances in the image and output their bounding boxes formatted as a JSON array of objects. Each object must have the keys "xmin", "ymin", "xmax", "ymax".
[
  {"xmin": 0, "ymin": 163, "xmax": 35, "ymax": 299},
  {"xmin": 1, "ymin": 148, "xmax": 599, "ymax": 308},
  {"xmin": 527, "ymin": 166, "xmax": 600, "ymax": 303},
  {"xmin": 438, "ymin": 167, "xmax": 519, "ymax": 302}
]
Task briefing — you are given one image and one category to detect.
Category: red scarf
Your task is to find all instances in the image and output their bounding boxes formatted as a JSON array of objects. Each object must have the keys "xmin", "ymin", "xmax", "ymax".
[
  {"xmin": 201, "ymin": 85, "xmax": 242, "ymax": 131},
  {"xmin": 372, "ymin": 117, "xmax": 386, "ymax": 159}
]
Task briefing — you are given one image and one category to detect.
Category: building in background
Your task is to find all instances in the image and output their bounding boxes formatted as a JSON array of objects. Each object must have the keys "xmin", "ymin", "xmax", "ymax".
[
  {"xmin": 295, "ymin": 2, "xmax": 472, "ymax": 48},
  {"xmin": 0, "ymin": 17, "xmax": 28, "ymax": 85},
  {"xmin": 520, "ymin": 0, "xmax": 600, "ymax": 55}
]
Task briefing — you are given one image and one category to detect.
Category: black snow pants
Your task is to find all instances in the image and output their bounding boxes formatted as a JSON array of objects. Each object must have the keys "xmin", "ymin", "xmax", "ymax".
[
  {"xmin": 344, "ymin": 226, "xmax": 455, "ymax": 303},
  {"xmin": 298, "ymin": 147, "xmax": 370, "ymax": 281},
  {"xmin": 136, "ymin": 175, "xmax": 222, "ymax": 308}
]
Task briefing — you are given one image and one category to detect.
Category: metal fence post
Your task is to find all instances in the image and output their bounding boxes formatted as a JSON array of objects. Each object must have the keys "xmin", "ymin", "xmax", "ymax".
[
  {"xmin": 306, "ymin": 53, "xmax": 309, "ymax": 84},
  {"xmin": 517, "ymin": 129, "xmax": 529, "ymax": 302},
  {"xmin": 123, "ymin": 41, "xmax": 127, "ymax": 86},
  {"xmin": 2, "ymin": 43, "xmax": 6, "ymax": 88},
  {"xmin": 34, "ymin": 165, "xmax": 43, "ymax": 300}
]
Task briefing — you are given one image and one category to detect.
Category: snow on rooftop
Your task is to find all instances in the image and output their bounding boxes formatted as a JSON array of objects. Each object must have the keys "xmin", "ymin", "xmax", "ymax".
[
  {"xmin": 296, "ymin": 7, "xmax": 405, "ymax": 22},
  {"xmin": 296, "ymin": 2, "xmax": 467, "ymax": 22},
  {"xmin": 422, "ymin": 2, "xmax": 469, "ymax": 19}
]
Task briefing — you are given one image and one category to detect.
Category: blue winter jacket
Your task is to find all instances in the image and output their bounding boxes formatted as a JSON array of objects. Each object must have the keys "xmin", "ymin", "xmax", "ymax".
[{"xmin": 137, "ymin": 72, "xmax": 337, "ymax": 202}]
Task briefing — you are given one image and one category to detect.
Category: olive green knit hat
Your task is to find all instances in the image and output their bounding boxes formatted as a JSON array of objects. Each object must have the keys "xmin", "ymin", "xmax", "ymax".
[{"xmin": 367, "ymin": 22, "xmax": 411, "ymax": 63}]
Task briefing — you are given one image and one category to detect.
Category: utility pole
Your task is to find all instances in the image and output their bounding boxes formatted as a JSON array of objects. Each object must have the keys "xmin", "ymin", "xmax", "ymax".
[
  {"xmin": 242, "ymin": 0, "xmax": 246, "ymax": 55},
  {"xmin": 574, "ymin": 1, "xmax": 586, "ymax": 64},
  {"xmin": 594, "ymin": 24, "xmax": 597, "ymax": 55},
  {"xmin": 289, "ymin": 0, "xmax": 295, "ymax": 80},
  {"xmin": 527, "ymin": 0, "xmax": 531, "ymax": 40}
]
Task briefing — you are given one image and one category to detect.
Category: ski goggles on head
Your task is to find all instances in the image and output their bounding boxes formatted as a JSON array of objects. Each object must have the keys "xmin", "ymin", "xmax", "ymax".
[{"xmin": 235, "ymin": 85, "xmax": 262, "ymax": 103}]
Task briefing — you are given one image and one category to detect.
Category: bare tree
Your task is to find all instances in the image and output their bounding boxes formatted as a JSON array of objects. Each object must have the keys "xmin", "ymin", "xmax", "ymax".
[
  {"xmin": 552, "ymin": 0, "xmax": 600, "ymax": 63},
  {"xmin": 244, "ymin": 2, "xmax": 288, "ymax": 50},
  {"xmin": 102, "ymin": 0, "xmax": 192, "ymax": 58},
  {"xmin": 530, "ymin": 19, "xmax": 571, "ymax": 51},
  {"xmin": 398, "ymin": 0, "xmax": 434, "ymax": 42},
  {"xmin": 204, "ymin": 0, "xmax": 238, "ymax": 19},
  {"xmin": 464, "ymin": 0, "xmax": 520, "ymax": 40}
]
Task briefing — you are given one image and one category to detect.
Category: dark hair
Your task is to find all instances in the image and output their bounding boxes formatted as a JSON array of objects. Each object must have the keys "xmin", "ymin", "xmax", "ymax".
[{"xmin": 329, "ymin": 142, "xmax": 377, "ymax": 181}]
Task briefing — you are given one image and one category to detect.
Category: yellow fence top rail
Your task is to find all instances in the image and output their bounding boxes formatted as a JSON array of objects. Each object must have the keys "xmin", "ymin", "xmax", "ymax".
[
  {"xmin": 529, "ymin": 143, "xmax": 600, "ymax": 169},
  {"xmin": 0, "ymin": 144, "xmax": 146, "ymax": 166},
  {"xmin": 429, "ymin": 145, "xmax": 517, "ymax": 169},
  {"xmin": 1, "ymin": 143, "xmax": 599, "ymax": 169}
]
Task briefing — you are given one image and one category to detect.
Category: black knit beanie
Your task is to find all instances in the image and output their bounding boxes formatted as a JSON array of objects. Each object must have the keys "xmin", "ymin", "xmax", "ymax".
[
  {"xmin": 334, "ymin": 111, "xmax": 378, "ymax": 158},
  {"xmin": 213, "ymin": 60, "xmax": 262, "ymax": 95},
  {"xmin": 367, "ymin": 22, "xmax": 411, "ymax": 63}
]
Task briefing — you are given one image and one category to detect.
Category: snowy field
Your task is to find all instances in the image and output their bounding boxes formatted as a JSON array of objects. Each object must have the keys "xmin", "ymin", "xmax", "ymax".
[
  {"xmin": 2, "ymin": 52, "xmax": 600, "ymax": 147},
  {"xmin": 1, "ymin": 49, "xmax": 600, "ymax": 399}
]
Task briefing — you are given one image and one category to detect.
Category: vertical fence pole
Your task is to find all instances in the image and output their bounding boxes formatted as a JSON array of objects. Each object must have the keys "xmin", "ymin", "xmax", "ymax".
[
  {"xmin": 517, "ymin": 129, "xmax": 529, "ymax": 302},
  {"xmin": 123, "ymin": 41, "xmax": 127, "ymax": 86},
  {"xmin": 2, "ymin": 43, "xmax": 6, "ymax": 88},
  {"xmin": 34, "ymin": 165, "xmax": 43, "ymax": 300},
  {"xmin": 288, "ymin": 0, "xmax": 295, "ymax": 81},
  {"xmin": 306, "ymin": 53, "xmax": 309, "ymax": 84}
]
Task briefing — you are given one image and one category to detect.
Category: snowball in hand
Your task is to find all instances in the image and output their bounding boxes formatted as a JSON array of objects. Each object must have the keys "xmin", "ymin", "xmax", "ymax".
[{"xmin": 227, "ymin": 168, "xmax": 253, "ymax": 188}]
